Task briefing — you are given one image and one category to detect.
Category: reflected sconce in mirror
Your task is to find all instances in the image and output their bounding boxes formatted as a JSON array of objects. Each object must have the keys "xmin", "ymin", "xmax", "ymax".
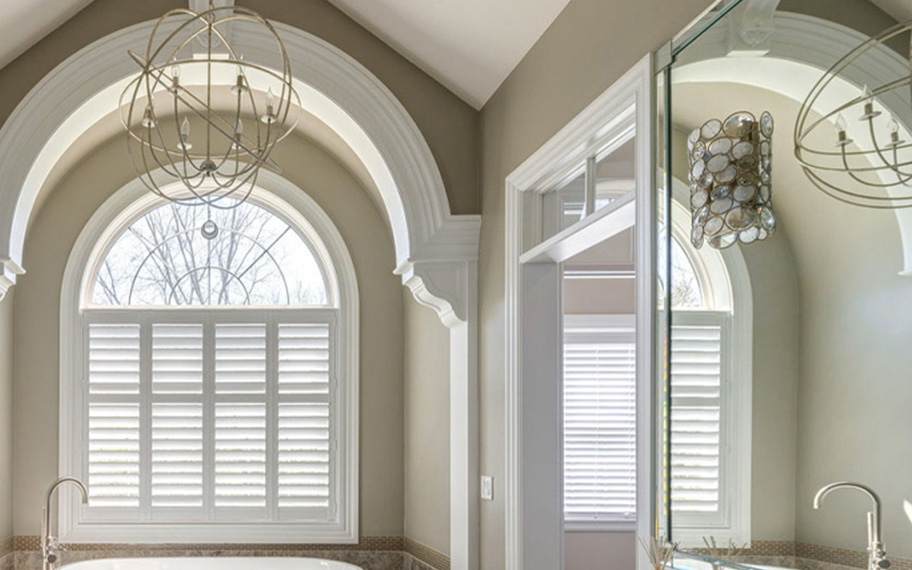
[
  {"xmin": 687, "ymin": 111, "xmax": 777, "ymax": 249},
  {"xmin": 794, "ymin": 21, "xmax": 912, "ymax": 209}
]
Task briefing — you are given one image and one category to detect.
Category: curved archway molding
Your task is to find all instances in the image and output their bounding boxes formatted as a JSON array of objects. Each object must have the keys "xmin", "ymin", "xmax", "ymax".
[
  {"xmin": 0, "ymin": 14, "xmax": 480, "ymax": 570},
  {"xmin": 0, "ymin": 17, "xmax": 482, "ymax": 317},
  {"xmin": 673, "ymin": 11, "xmax": 912, "ymax": 274}
]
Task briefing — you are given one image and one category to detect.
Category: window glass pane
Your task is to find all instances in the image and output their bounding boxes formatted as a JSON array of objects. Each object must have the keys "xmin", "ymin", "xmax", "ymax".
[
  {"xmin": 657, "ymin": 235, "xmax": 705, "ymax": 309},
  {"xmin": 594, "ymin": 136, "xmax": 636, "ymax": 212},
  {"xmin": 541, "ymin": 168, "xmax": 586, "ymax": 242},
  {"xmin": 91, "ymin": 200, "xmax": 328, "ymax": 307}
]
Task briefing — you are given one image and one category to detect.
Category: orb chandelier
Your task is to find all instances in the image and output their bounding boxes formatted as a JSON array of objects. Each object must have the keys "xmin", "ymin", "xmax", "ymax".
[
  {"xmin": 794, "ymin": 20, "xmax": 912, "ymax": 209},
  {"xmin": 120, "ymin": 3, "xmax": 300, "ymax": 210},
  {"xmin": 687, "ymin": 111, "xmax": 777, "ymax": 249}
]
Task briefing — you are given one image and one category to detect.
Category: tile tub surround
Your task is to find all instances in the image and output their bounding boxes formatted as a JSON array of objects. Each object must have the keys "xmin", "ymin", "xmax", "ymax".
[
  {"xmin": 684, "ymin": 540, "xmax": 912, "ymax": 570},
  {"xmin": 8, "ymin": 537, "xmax": 450, "ymax": 570},
  {"xmin": 1, "ymin": 537, "xmax": 13, "ymax": 570}
]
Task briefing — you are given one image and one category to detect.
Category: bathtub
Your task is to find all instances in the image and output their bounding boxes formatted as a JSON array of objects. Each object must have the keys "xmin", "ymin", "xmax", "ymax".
[{"xmin": 61, "ymin": 558, "xmax": 363, "ymax": 570}]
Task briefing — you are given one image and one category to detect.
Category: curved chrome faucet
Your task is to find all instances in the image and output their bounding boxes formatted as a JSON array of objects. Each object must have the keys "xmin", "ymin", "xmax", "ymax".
[
  {"xmin": 41, "ymin": 477, "xmax": 89, "ymax": 570},
  {"xmin": 814, "ymin": 481, "xmax": 889, "ymax": 570}
]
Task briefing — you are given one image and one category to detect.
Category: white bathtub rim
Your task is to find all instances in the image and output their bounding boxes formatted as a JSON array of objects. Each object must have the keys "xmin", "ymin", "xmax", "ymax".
[{"xmin": 58, "ymin": 557, "xmax": 366, "ymax": 570}]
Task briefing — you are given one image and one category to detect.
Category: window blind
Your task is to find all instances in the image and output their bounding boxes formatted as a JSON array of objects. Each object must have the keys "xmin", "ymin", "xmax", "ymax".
[
  {"xmin": 670, "ymin": 317, "xmax": 724, "ymax": 518},
  {"xmin": 562, "ymin": 316, "xmax": 636, "ymax": 526},
  {"xmin": 83, "ymin": 312, "xmax": 335, "ymax": 523}
]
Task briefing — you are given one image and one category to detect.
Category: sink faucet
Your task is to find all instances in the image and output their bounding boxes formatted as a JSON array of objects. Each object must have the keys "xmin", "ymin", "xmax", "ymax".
[
  {"xmin": 41, "ymin": 477, "xmax": 89, "ymax": 570},
  {"xmin": 814, "ymin": 481, "xmax": 890, "ymax": 570}
]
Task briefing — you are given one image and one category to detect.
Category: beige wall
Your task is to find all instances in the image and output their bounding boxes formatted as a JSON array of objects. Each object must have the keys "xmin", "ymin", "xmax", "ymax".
[
  {"xmin": 0, "ymin": 0, "xmax": 479, "ymax": 216},
  {"xmin": 477, "ymin": 0, "xmax": 716, "ymax": 567},
  {"xmin": 12, "ymin": 133, "xmax": 405, "ymax": 537},
  {"xmin": 0, "ymin": 292, "xmax": 12, "ymax": 541},
  {"xmin": 565, "ymin": 532, "xmax": 635, "ymax": 570},
  {"xmin": 403, "ymin": 293, "xmax": 450, "ymax": 555}
]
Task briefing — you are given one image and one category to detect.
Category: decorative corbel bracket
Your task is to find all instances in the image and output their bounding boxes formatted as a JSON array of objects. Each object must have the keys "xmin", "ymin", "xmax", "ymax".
[
  {"xmin": 395, "ymin": 215, "xmax": 481, "ymax": 328},
  {"xmin": 0, "ymin": 258, "xmax": 25, "ymax": 302}
]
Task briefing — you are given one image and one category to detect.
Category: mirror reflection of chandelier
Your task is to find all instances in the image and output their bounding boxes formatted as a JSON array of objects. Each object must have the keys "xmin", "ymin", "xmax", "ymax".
[
  {"xmin": 795, "ymin": 20, "xmax": 912, "ymax": 209},
  {"xmin": 120, "ymin": 2, "xmax": 299, "ymax": 209}
]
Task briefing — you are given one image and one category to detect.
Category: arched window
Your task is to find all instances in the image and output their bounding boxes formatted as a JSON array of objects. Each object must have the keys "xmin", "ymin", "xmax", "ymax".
[
  {"xmin": 60, "ymin": 183, "xmax": 358, "ymax": 543},
  {"xmin": 666, "ymin": 195, "xmax": 753, "ymax": 546}
]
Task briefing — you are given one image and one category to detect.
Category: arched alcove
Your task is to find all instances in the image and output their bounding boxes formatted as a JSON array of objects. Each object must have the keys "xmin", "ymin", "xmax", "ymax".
[{"xmin": 0, "ymin": 12, "xmax": 480, "ymax": 570}]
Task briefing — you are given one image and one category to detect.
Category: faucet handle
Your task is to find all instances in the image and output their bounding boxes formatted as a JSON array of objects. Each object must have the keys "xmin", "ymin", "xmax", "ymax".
[{"xmin": 877, "ymin": 560, "xmax": 891, "ymax": 569}]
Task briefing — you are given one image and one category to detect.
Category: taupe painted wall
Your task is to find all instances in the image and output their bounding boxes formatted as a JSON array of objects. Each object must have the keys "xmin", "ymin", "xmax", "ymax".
[
  {"xmin": 403, "ymin": 293, "xmax": 450, "ymax": 555},
  {"xmin": 0, "ymin": 292, "xmax": 12, "ymax": 541},
  {"xmin": 477, "ymin": 0, "xmax": 716, "ymax": 567},
  {"xmin": 0, "ymin": 0, "xmax": 479, "ymax": 216},
  {"xmin": 12, "ymin": 133, "xmax": 406, "ymax": 536}
]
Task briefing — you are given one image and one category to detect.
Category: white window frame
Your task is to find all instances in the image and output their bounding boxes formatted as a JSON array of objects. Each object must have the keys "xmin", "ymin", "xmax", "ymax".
[
  {"xmin": 667, "ymin": 192, "xmax": 752, "ymax": 547},
  {"xmin": 563, "ymin": 314, "xmax": 637, "ymax": 533},
  {"xmin": 59, "ymin": 176, "xmax": 360, "ymax": 544}
]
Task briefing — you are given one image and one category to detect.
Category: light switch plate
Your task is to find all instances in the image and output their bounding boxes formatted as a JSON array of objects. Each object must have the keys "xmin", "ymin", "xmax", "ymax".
[{"xmin": 480, "ymin": 475, "xmax": 494, "ymax": 501}]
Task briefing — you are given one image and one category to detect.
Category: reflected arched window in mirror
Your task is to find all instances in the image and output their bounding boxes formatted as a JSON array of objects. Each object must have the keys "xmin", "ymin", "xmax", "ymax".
[
  {"xmin": 90, "ymin": 200, "xmax": 329, "ymax": 307},
  {"xmin": 666, "ymin": 196, "xmax": 752, "ymax": 546}
]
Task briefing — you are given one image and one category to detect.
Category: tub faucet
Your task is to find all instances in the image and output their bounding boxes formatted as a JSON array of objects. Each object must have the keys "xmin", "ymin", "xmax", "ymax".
[
  {"xmin": 814, "ymin": 481, "xmax": 889, "ymax": 570},
  {"xmin": 41, "ymin": 477, "xmax": 89, "ymax": 570}
]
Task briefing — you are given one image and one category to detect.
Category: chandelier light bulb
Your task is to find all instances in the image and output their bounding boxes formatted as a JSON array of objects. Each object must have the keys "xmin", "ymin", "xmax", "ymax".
[
  {"xmin": 835, "ymin": 113, "xmax": 847, "ymax": 133},
  {"xmin": 141, "ymin": 106, "xmax": 155, "ymax": 129},
  {"xmin": 261, "ymin": 88, "xmax": 278, "ymax": 124},
  {"xmin": 888, "ymin": 116, "xmax": 899, "ymax": 135},
  {"xmin": 181, "ymin": 117, "xmax": 191, "ymax": 138}
]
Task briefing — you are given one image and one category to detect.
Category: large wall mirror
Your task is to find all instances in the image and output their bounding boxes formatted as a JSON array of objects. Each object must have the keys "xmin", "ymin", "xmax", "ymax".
[{"xmin": 656, "ymin": 1, "xmax": 912, "ymax": 569}]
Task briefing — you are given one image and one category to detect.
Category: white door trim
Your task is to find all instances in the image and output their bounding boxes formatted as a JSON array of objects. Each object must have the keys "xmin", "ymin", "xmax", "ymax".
[{"xmin": 503, "ymin": 55, "xmax": 655, "ymax": 570}]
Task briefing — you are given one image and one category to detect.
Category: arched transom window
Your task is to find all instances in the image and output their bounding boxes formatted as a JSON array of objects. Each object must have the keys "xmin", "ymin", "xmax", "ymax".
[
  {"xmin": 62, "ymin": 186, "xmax": 357, "ymax": 543},
  {"xmin": 91, "ymin": 200, "xmax": 330, "ymax": 307}
]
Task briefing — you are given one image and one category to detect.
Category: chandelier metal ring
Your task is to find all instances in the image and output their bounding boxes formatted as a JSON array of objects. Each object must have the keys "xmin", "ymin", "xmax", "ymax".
[
  {"xmin": 121, "ymin": 5, "xmax": 300, "ymax": 209},
  {"xmin": 794, "ymin": 19, "xmax": 912, "ymax": 209}
]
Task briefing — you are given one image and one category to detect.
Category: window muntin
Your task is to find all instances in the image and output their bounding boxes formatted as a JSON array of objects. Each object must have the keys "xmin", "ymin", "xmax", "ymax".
[{"xmin": 90, "ymin": 200, "xmax": 329, "ymax": 307}]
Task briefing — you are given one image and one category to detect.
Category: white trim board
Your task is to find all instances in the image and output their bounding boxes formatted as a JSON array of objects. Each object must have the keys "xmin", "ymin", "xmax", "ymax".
[{"xmin": 503, "ymin": 55, "xmax": 655, "ymax": 570}]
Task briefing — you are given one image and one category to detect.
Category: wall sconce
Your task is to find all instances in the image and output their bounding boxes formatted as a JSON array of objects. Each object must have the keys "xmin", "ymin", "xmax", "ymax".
[{"xmin": 687, "ymin": 111, "xmax": 777, "ymax": 249}]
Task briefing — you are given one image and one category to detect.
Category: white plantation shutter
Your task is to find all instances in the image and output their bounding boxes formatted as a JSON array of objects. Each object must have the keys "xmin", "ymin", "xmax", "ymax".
[
  {"xmin": 669, "ymin": 311, "xmax": 729, "ymax": 528},
  {"xmin": 87, "ymin": 324, "xmax": 141, "ymax": 509},
  {"xmin": 81, "ymin": 311, "xmax": 337, "ymax": 525},
  {"xmin": 562, "ymin": 315, "xmax": 636, "ymax": 528},
  {"xmin": 277, "ymin": 324, "xmax": 332, "ymax": 517}
]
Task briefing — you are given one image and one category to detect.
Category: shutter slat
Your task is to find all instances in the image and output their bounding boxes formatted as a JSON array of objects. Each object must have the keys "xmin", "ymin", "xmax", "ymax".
[{"xmin": 670, "ymin": 321, "xmax": 723, "ymax": 516}]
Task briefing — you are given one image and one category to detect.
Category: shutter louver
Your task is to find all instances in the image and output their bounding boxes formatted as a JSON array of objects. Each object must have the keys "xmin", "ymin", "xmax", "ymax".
[
  {"xmin": 87, "ymin": 324, "xmax": 141, "ymax": 508},
  {"xmin": 563, "ymin": 320, "xmax": 636, "ymax": 525},
  {"xmin": 214, "ymin": 324, "xmax": 267, "ymax": 512},
  {"xmin": 670, "ymin": 322, "xmax": 722, "ymax": 515},
  {"xmin": 82, "ymin": 313, "xmax": 338, "ymax": 525},
  {"xmin": 214, "ymin": 403, "xmax": 267, "ymax": 510},
  {"xmin": 278, "ymin": 403, "xmax": 331, "ymax": 515},
  {"xmin": 277, "ymin": 323, "xmax": 332, "ymax": 518},
  {"xmin": 278, "ymin": 324, "xmax": 330, "ymax": 395}
]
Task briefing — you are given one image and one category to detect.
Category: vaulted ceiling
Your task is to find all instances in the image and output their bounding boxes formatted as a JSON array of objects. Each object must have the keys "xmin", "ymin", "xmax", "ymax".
[{"xmin": 0, "ymin": 0, "xmax": 905, "ymax": 110}]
